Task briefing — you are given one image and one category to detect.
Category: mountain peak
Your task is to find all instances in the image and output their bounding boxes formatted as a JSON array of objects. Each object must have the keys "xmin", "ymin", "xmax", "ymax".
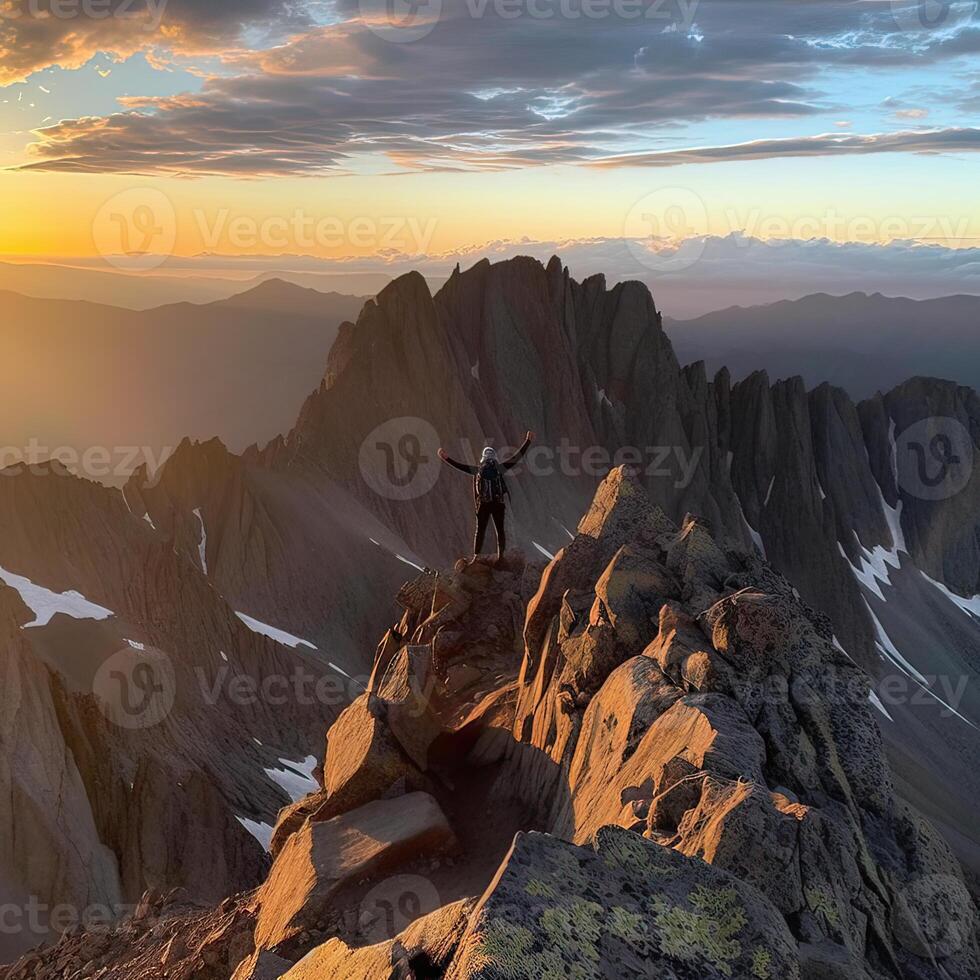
[{"xmin": 217, "ymin": 277, "xmax": 364, "ymax": 316}]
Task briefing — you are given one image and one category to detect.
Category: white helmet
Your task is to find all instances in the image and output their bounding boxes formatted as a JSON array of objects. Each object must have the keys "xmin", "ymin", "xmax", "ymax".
[{"xmin": 481, "ymin": 447, "xmax": 498, "ymax": 462}]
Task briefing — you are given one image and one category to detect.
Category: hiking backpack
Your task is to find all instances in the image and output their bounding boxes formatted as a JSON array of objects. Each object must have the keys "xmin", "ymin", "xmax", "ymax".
[{"xmin": 475, "ymin": 460, "xmax": 508, "ymax": 505}]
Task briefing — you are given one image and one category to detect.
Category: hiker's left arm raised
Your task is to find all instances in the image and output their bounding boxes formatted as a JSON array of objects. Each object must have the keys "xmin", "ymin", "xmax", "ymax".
[{"xmin": 502, "ymin": 431, "xmax": 534, "ymax": 470}]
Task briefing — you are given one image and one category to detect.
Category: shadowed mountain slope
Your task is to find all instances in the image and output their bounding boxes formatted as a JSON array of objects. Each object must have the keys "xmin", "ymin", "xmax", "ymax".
[{"xmin": 1, "ymin": 257, "xmax": 978, "ymax": 968}]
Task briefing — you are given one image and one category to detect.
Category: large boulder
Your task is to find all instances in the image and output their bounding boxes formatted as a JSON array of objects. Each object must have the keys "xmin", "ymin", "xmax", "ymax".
[
  {"xmin": 282, "ymin": 898, "xmax": 475, "ymax": 979},
  {"xmin": 231, "ymin": 949, "xmax": 293, "ymax": 980},
  {"xmin": 270, "ymin": 694, "xmax": 427, "ymax": 855},
  {"xmin": 255, "ymin": 793, "xmax": 458, "ymax": 954},
  {"xmin": 374, "ymin": 646, "xmax": 443, "ymax": 772},
  {"xmin": 446, "ymin": 827, "xmax": 801, "ymax": 979}
]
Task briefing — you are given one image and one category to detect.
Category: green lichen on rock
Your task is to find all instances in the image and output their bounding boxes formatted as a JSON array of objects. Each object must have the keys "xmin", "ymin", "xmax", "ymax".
[
  {"xmin": 751, "ymin": 946, "xmax": 773, "ymax": 978},
  {"xmin": 532, "ymin": 948, "xmax": 591, "ymax": 980},
  {"xmin": 524, "ymin": 877, "xmax": 558, "ymax": 900},
  {"xmin": 472, "ymin": 920, "xmax": 535, "ymax": 977},
  {"xmin": 539, "ymin": 900, "xmax": 603, "ymax": 961},
  {"xmin": 474, "ymin": 911, "xmax": 599, "ymax": 980},
  {"xmin": 804, "ymin": 885, "xmax": 840, "ymax": 927},
  {"xmin": 599, "ymin": 826, "xmax": 674, "ymax": 875},
  {"xmin": 608, "ymin": 905, "xmax": 647, "ymax": 946},
  {"xmin": 458, "ymin": 831, "xmax": 806, "ymax": 980},
  {"xmin": 649, "ymin": 885, "xmax": 748, "ymax": 977},
  {"xmin": 546, "ymin": 845, "xmax": 592, "ymax": 892}
]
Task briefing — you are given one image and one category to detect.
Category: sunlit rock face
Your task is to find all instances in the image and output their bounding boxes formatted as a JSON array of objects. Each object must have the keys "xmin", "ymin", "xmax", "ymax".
[{"xmin": 1, "ymin": 256, "xmax": 979, "ymax": 972}]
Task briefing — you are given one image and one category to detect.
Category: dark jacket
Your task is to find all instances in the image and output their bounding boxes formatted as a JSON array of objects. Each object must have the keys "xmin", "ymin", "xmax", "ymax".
[{"xmin": 442, "ymin": 435, "xmax": 532, "ymax": 510}]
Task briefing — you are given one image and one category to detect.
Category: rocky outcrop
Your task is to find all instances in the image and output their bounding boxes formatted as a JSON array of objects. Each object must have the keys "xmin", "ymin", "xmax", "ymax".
[
  {"xmin": 2, "ymin": 254, "xmax": 978, "ymax": 969},
  {"xmin": 124, "ymin": 434, "xmax": 418, "ymax": 672},
  {"xmin": 499, "ymin": 469, "xmax": 979, "ymax": 979},
  {"xmin": 280, "ymin": 898, "xmax": 475, "ymax": 978},
  {"xmin": 0, "ymin": 550, "xmax": 545, "ymax": 978},
  {"xmin": 254, "ymin": 793, "xmax": 458, "ymax": 955},
  {"xmin": 268, "ymin": 693, "xmax": 429, "ymax": 857},
  {"xmin": 0, "ymin": 461, "xmax": 341, "ymax": 958},
  {"xmin": 10, "ymin": 468, "xmax": 976, "ymax": 979},
  {"xmin": 110, "ymin": 255, "xmax": 980, "ymax": 874},
  {"xmin": 446, "ymin": 827, "xmax": 801, "ymax": 980}
]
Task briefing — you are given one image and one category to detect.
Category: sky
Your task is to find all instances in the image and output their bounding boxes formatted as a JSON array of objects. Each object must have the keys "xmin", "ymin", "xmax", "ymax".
[{"xmin": 0, "ymin": 0, "xmax": 978, "ymax": 277}]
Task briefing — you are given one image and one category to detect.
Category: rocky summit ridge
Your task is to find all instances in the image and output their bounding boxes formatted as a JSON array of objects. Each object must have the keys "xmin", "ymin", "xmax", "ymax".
[
  {"xmin": 6, "ymin": 468, "xmax": 976, "ymax": 980},
  {"xmin": 102, "ymin": 255, "xmax": 980, "ymax": 884}
]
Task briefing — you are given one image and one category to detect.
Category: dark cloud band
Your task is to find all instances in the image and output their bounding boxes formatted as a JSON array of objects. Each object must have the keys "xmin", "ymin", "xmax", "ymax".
[{"xmin": 9, "ymin": 0, "xmax": 980, "ymax": 175}]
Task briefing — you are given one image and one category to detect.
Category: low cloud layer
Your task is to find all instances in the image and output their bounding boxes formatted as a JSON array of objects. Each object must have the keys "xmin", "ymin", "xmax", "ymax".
[{"xmin": 29, "ymin": 233, "xmax": 977, "ymax": 318}]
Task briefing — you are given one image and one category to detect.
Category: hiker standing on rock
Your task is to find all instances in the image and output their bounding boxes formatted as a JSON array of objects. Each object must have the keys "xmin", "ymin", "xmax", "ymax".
[{"xmin": 438, "ymin": 431, "xmax": 534, "ymax": 563}]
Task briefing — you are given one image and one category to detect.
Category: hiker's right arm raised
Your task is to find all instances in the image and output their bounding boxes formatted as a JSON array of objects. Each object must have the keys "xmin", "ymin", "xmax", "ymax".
[{"xmin": 438, "ymin": 448, "xmax": 477, "ymax": 475}]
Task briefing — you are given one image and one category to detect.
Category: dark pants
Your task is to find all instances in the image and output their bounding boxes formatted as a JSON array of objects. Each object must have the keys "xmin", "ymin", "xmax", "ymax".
[{"xmin": 475, "ymin": 502, "xmax": 506, "ymax": 557}]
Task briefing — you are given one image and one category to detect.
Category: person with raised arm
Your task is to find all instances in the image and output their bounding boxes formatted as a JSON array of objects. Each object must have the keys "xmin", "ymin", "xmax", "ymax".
[{"xmin": 438, "ymin": 431, "xmax": 534, "ymax": 563}]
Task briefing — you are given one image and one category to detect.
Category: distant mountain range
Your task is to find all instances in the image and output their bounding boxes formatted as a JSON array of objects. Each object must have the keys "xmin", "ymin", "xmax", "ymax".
[
  {"xmin": 666, "ymin": 291, "xmax": 980, "ymax": 398},
  {"xmin": 0, "ymin": 260, "xmax": 398, "ymax": 310},
  {"xmin": 1, "ymin": 257, "xmax": 979, "ymax": 970},
  {"xmin": 0, "ymin": 280, "xmax": 365, "ymax": 483}
]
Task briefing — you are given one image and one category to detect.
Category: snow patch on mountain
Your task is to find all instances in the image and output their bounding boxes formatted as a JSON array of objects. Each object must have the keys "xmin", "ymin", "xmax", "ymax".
[
  {"xmin": 236, "ymin": 817, "xmax": 274, "ymax": 852},
  {"xmin": 869, "ymin": 690, "xmax": 894, "ymax": 722},
  {"xmin": 194, "ymin": 507, "xmax": 208, "ymax": 575},
  {"xmin": 235, "ymin": 612, "xmax": 317, "ymax": 650},
  {"xmin": 369, "ymin": 537, "xmax": 425, "ymax": 574},
  {"xmin": 920, "ymin": 571, "xmax": 980, "ymax": 619},
  {"xmin": 839, "ymin": 530, "xmax": 902, "ymax": 602},
  {"xmin": 864, "ymin": 599, "xmax": 929, "ymax": 686},
  {"xmin": 735, "ymin": 495, "xmax": 766, "ymax": 559},
  {"xmin": 841, "ymin": 450, "xmax": 908, "ymax": 600},
  {"xmin": 0, "ymin": 565, "xmax": 114, "ymax": 628},
  {"xmin": 266, "ymin": 755, "xmax": 319, "ymax": 803}
]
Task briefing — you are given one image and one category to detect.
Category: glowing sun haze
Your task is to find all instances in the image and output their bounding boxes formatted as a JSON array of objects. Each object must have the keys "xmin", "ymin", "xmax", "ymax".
[{"xmin": 0, "ymin": 0, "xmax": 978, "ymax": 269}]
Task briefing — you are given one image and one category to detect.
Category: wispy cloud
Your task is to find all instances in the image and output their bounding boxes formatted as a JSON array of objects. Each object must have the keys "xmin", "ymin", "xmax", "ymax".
[{"xmin": 589, "ymin": 127, "xmax": 980, "ymax": 168}]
